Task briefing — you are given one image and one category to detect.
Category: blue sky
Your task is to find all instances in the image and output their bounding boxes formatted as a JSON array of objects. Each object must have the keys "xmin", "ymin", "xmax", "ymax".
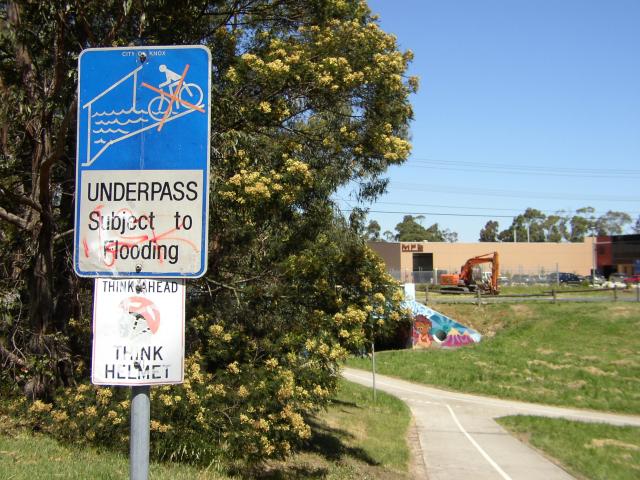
[{"xmin": 338, "ymin": 0, "xmax": 640, "ymax": 241}]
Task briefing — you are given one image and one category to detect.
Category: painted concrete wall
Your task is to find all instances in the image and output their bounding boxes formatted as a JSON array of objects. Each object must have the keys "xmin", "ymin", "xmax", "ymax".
[{"xmin": 368, "ymin": 238, "xmax": 595, "ymax": 276}]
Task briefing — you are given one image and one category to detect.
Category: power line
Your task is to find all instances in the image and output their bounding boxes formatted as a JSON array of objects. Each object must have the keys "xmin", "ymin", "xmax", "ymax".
[
  {"xmin": 389, "ymin": 182, "xmax": 640, "ymax": 202},
  {"xmin": 334, "ymin": 197, "xmax": 640, "ymax": 219},
  {"xmin": 339, "ymin": 208, "xmax": 515, "ymax": 218},
  {"xmin": 404, "ymin": 158, "xmax": 640, "ymax": 178},
  {"xmin": 358, "ymin": 200, "xmax": 640, "ymax": 215}
]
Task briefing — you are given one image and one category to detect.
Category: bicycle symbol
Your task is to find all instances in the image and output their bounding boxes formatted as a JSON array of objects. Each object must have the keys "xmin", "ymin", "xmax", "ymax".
[
  {"xmin": 147, "ymin": 82, "xmax": 204, "ymax": 121},
  {"xmin": 140, "ymin": 64, "xmax": 206, "ymax": 130}
]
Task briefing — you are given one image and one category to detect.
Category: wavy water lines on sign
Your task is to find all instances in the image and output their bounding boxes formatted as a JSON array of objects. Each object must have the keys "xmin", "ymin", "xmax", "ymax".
[
  {"xmin": 92, "ymin": 128, "xmax": 130, "ymax": 135},
  {"xmin": 91, "ymin": 107, "xmax": 147, "ymax": 117},
  {"xmin": 94, "ymin": 117, "xmax": 148, "ymax": 126}
]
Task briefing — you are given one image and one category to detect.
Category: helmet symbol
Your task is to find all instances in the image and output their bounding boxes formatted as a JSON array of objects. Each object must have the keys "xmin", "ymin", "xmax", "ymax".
[{"xmin": 118, "ymin": 296, "xmax": 161, "ymax": 340}]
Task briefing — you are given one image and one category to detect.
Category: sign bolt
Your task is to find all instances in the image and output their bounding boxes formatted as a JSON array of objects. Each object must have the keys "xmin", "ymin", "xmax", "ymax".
[{"xmin": 136, "ymin": 264, "xmax": 142, "ymax": 273}]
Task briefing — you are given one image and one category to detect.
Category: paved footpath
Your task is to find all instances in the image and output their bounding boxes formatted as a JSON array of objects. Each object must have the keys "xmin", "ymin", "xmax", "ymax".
[{"xmin": 343, "ymin": 367, "xmax": 640, "ymax": 480}]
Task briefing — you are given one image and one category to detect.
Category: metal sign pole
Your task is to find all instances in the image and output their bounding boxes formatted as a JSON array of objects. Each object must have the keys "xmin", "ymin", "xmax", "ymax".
[
  {"xmin": 371, "ymin": 340, "xmax": 377, "ymax": 404},
  {"xmin": 130, "ymin": 385, "xmax": 150, "ymax": 480}
]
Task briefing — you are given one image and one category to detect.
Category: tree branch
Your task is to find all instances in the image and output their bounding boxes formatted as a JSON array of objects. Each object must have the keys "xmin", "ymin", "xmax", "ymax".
[
  {"xmin": 53, "ymin": 229, "xmax": 73, "ymax": 242},
  {"xmin": 0, "ymin": 186, "xmax": 42, "ymax": 214},
  {"xmin": 0, "ymin": 205, "xmax": 28, "ymax": 229},
  {"xmin": 0, "ymin": 343, "xmax": 27, "ymax": 369}
]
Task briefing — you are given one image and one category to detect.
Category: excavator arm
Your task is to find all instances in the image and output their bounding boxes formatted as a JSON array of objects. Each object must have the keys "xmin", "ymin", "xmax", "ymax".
[{"xmin": 441, "ymin": 252, "xmax": 500, "ymax": 295}]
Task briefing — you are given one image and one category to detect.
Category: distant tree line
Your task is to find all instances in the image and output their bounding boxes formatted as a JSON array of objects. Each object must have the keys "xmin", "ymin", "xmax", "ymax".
[
  {"xmin": 364, "ymin": 207, "xmax": 640, "ymax": 243},
  {"xmin": 479, "ymin": 207, "xmax": 637, "ymax": 242},
  {"xmin": 365, "ymin": 214, "xmax": 458, "ymax": 242}
]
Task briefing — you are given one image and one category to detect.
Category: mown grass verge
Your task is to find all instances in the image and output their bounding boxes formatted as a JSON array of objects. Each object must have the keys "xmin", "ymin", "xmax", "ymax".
[
  {"xmin": 0, "ymin": 379, "xmax": 411, "ymax": 479},
  {"xmin": 497, "ymin": 416, "xmax": 640, "ymax": 480},
  {"xmin": 347, "ymin": 303, "xmax": 640, "ymax": 414}
]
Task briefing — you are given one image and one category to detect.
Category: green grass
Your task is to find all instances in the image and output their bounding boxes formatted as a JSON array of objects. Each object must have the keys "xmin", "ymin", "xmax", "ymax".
[
  {"xmin": 0, "ymin": 380, "xmax": 411, "ymax": 479},
  {"xmin": 347, "ymin": 303, "xmax": 640, "ymax": 414},
  {"xmin": 0, "ymin": 428, "xmax": 230, "ymax": 480},
  {"xmin": 497, "ymin": 416, "xmax": 640, "ymax": 480},
  {"xmin": 321, "ymin": 379, "xmax": 411, "ymax": 472}
]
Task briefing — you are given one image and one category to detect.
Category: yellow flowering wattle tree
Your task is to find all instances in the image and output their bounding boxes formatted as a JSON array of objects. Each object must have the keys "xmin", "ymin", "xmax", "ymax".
[{"xmin": 1, "ymin": 0, "xmax": 415, "ymax": 463}]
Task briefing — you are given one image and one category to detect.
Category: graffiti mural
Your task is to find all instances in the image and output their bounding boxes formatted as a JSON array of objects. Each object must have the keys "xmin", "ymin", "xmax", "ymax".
[{"xmin": 404, "ymin": 300, "xmax": 482, "ymax": 349}]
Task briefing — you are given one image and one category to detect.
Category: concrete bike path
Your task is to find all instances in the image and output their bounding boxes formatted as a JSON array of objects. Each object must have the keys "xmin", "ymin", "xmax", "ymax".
[{"xmin": 343, "ymin": 367, "xmax": 640, "ymax": 480}]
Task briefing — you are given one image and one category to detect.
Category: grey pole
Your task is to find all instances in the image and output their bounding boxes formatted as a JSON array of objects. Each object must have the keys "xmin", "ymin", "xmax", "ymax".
[
  {"xmin": 130, "ymin": 386, "xmax": 151, "ymax": 480},
  {"xmin": 371, "ymin": 340, "xmax": 377, "ymax": 404}
]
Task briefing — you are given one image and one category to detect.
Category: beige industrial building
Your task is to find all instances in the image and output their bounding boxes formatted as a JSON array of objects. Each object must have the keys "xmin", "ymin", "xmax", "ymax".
[{"xmin": 368, "ymin": 238, "xmax": 596, "ymax": 282}]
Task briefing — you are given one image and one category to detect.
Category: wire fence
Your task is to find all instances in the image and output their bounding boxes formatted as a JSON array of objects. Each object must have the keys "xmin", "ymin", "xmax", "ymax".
[
  {"xmin": 388, "ymin": 267, "xmax": 596, "ymax": 286},
  {"xmin": 422, "ymin": 285, "xmax": 640, "ymax": 305}
]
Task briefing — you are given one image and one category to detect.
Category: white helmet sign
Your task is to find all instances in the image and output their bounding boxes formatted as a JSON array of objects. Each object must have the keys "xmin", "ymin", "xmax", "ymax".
[{"xmin": 92, "ymin": 278, "xmax": 185, "ymax": 385}]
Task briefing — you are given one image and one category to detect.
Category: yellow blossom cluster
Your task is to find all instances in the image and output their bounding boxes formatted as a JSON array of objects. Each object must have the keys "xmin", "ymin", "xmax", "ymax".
[
  {"xmin": 391, "ymin": 289, "xmax": 404, "ymax": 303},
  {"xmin": 344, "ymin": 305, "xmax": 368, "ymax": 325},
  {"xmin": 106, "ymin": 410, "xmax": 122, "ymax": 425},
  {"xmin": 96, "ymin": 388, "xmax": 112, "ymax": 405},
  {"xmin": 150, "ymin": 420, "xmax": 171, "ymax": 433},
  {"xmin": 329, "ymin": 345, "xmax": 347, "ymax": 360},
  {"xmin": 281, "ymin": 405, "xmax": 311, "ymax": 440},
  {"xmin": 227, "ymin": 361, "xmax": 240, "ymax": 375},
  {"xmin": 51, "ymin": 410, "xmax": 68, "ymax": 422},
  {"xmin": 373, "ymin": 292, "xmax": 386, "ymax": 303},
  {"xmin": 205, "ymin": 383, "xmax": 226, "ymax": 397},
  {"xmin": 29, "ymin": 400, "xmax": 52, "ymax": 414},
  {"xmin": 276, "ymin": 369, "xmax": 295, "ymax": 401},
  {"xmin": 220, "ymin": 155, "xmax": 314, "ymax": 208},
  {"xmin": 265, "ymin": 357, "xmax": 279, "ymax": 370},
  {"xmin": 237, "ymin": 385, "xmax": 249, "ymax": 398}
]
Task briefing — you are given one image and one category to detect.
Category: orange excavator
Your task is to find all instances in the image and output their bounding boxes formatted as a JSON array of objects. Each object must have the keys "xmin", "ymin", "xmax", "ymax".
[{"xmin": 440, "ymin": 252, "xmax": 500, "ymax": 295}]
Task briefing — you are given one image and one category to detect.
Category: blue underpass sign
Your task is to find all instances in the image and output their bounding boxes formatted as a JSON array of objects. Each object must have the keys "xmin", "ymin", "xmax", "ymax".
[{"xmin": 74, "ymin": 46, "xmax": 211, "ymax": 278}]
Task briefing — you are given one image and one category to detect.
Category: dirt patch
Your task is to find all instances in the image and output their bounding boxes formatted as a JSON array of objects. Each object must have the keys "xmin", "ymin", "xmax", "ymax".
[
  {"xmin": 581, "ymin": 366, "xmax": 617, "ymax": 377},
  {"xmin": 527, "ymin": 359, "xmax": 570, "ymax": 370},
  {"xmin": 607, "ymin": 305, "xmax": 638, "ymax": 316},
  {"xmin": 567, "ymin": 380, "xmax": 587, "ymax": 389},
  {"xmin": 536, "ymin": 348, "xmax": 556, "ymax": 355},
  {"xmin": 579, "ymin": 355, "xmax": 600, "ymax": 361},
  {"xmin": 611, "ymin": 359, "xmax": 638, "ymax": 367},
  {"xmin": 586, "ymin": 438, "xmax": 640, "ymax": 451},
  {"xmin": 509, "ymin": 304, "xmax": 534, "ymax": 316}
]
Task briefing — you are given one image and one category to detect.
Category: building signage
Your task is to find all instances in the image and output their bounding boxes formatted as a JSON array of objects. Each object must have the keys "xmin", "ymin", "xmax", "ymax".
[
  {"xmin": 402, "ymin": 243, "xmax": 424, "ymax": 252},
  {"xmin": 92, "ymin": 278, "xmax": 185, "ymax": 386},
  {"xmin": 74, "ymin": 46, "xmax": 211, "ymax": 278}
]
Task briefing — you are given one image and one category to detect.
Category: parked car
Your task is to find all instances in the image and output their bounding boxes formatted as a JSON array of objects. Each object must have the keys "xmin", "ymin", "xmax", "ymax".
[
  {"xmin": 609, "ymin": 273, "xmax": 627, "ymax": 283},
  {"xmin": 587, "ymin": 273, "xmax": 606, "ymax": 285},
  {"xmin": 624, "ymin": 274, "xmax": 640, "ymax": 285},
  {"xmin": 547, "ymin": 272, "xmax": 582, "ymax": 285},
  {"xmin": 531, "ymin": 274, "xmax": 549, "ymax": 284},
  {"xmin": 603, "ymin": 273, "xmax": 628, "ymax": 289},
  {"xmin": 511, "ymin": 274, "xmax": 533, "ymax": 285}
]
